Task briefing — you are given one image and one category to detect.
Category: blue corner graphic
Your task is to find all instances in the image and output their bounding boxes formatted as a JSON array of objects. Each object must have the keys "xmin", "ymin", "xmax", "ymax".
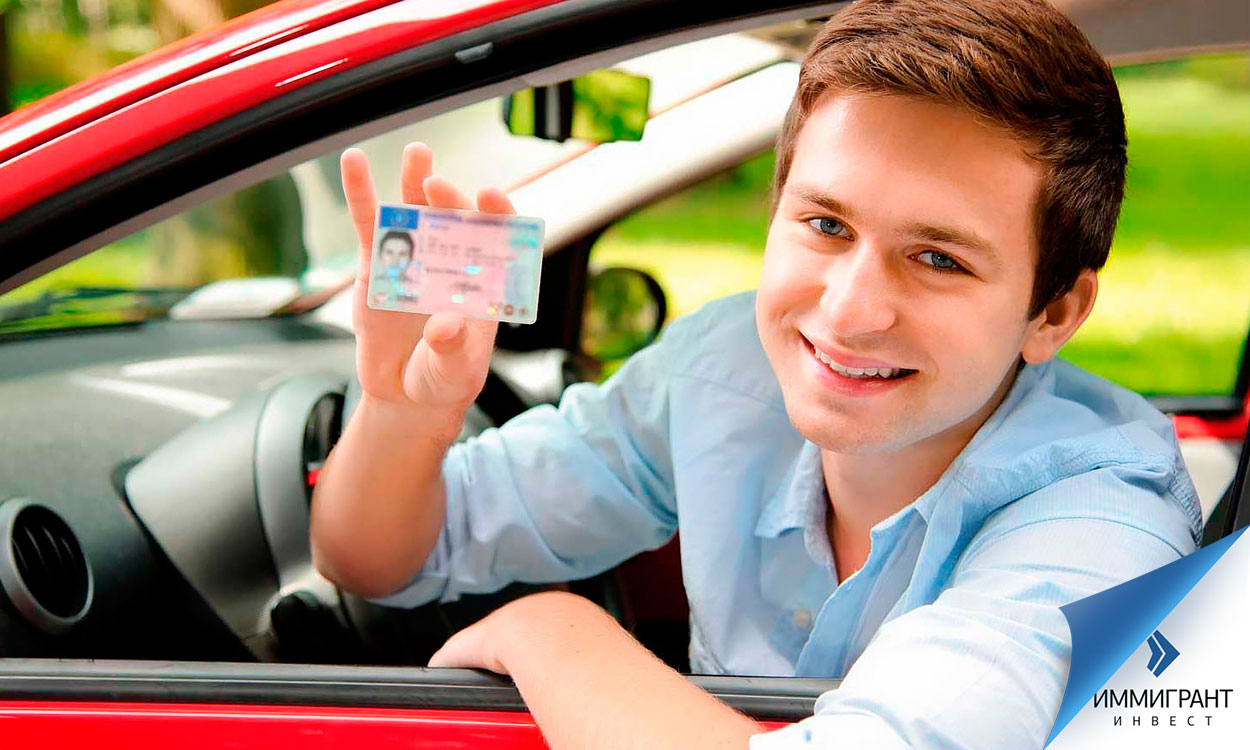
[
  {"xmin": 1045, "ymin": 528, "xmax": 1246, "ymax": 746},
  {"xmin": 1144, "ymin": 630, "xmax": 1179, "ymax": 677}
]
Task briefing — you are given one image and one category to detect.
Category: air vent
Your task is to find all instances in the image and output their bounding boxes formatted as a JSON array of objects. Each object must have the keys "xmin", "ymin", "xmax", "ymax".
[{"xmin": 0, "ymin": 499, "xmax": 92, "ymax": 633}]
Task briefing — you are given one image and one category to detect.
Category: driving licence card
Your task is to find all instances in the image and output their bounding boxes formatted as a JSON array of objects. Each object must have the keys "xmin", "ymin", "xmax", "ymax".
[{"xmin": 367, "ymin": 203, "xmax": 544, "ymax": 324}]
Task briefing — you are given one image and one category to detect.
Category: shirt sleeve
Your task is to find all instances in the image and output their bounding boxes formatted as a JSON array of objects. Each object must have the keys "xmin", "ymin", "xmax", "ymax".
[
  {"xmin": 750, "ymin": 466, "xmax": 1196, "ymax": 749},
  {"xmin": 367, "ymin": 322, "xmax": 684, "ymax": 609}
]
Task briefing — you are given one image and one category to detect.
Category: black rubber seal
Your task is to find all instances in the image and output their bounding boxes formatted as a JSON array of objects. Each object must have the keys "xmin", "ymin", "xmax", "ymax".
[{"xmin": 0, "ymin": 659, "xmax": 838, "ymax": 721}]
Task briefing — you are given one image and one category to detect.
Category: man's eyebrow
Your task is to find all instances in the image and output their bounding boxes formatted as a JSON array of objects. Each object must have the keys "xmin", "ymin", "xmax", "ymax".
[
  {"xmin": 900, "ymin": 221, "xmax": 1002, "ymax": 270},
  {"xmin": 789, "ymin": 187, "xmax": 860, "ymax": 222},
  {"xmin": 787, "ymin": 185, "xmax": 1001, "ymax": 269}
]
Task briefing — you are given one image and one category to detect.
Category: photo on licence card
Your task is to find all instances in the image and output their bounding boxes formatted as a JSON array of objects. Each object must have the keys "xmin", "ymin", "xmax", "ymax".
[{"xmin": 367, "ymin": 203, "xmax": 544, "ymax": 324}]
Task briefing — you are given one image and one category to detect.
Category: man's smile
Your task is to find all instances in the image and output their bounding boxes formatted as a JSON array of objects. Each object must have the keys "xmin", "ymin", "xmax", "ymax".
[{"xmin": 801, "ymin": 335, "xmax": 919, "ymax": 392}]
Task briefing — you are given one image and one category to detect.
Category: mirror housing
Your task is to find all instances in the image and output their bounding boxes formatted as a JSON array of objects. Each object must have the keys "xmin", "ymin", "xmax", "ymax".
[
  {"xmin": 580, "ymin": 266, "xmax": 667, "ymax": 363},
  {"xmin": 504, "ymin": 69, "xmax": 651, "ymax": 144}
]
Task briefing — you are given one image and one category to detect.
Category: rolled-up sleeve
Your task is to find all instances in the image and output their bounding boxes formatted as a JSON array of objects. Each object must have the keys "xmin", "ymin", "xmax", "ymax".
[
  {"xmin": 751, "ymin": 466, "xmax": 1196, "ymax": 749},
  {"xmin": 369, "ymin": 324, "xmax": 685, "ymax": 609}
]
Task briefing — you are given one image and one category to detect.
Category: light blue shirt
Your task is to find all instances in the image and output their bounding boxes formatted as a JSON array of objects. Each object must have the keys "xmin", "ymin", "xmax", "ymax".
[{"xmin": 372, "ymin": 291, "xmax": 1202, "ymax": 749}]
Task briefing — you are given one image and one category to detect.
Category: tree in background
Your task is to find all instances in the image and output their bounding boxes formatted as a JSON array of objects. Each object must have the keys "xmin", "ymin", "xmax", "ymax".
[{"xmin": 1, "ymin": 5, "xmax": 10, "ymax": 115}]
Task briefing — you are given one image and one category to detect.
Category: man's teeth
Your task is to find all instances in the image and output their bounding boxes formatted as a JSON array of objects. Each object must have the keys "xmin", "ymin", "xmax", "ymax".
[{"xmin": 813, "ymin": 348, "xmax": 903, "ymax": 379}]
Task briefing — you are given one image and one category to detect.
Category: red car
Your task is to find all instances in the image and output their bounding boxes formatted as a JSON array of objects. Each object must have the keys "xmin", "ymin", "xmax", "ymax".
[{"xmin": 0, "ymin": 0, "xmax": 1246, "ymax": 746}]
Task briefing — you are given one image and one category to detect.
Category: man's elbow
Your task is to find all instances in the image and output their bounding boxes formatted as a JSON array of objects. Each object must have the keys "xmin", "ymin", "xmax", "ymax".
[{"xmin": 309, "ymin": 526, "xmax": 413, "ymax": 600}]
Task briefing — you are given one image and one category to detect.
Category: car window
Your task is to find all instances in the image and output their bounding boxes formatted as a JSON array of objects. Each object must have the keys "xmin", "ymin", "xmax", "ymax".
[{"xmin": 592, "ymin": 51, "xmax": 1250, "ymax": 399}]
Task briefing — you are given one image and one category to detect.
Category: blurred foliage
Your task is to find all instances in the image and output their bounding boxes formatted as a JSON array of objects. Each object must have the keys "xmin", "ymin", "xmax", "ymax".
[
  {"xmin": 0, "ymin": 171, "xmax": 308, "ymax": 332},
  {"xmin": 571, "ymin": 69, "xmax": 649, "ymax": 142}
]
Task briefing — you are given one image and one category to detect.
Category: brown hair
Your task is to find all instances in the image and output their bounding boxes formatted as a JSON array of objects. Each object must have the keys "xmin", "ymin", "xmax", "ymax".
[{"xmin": 772, "ymin": 0, "xmax": 1127, "ymax": 318}]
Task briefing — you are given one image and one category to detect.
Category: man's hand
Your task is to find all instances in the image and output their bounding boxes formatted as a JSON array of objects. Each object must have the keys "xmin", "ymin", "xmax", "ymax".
[
  {"xmin": 429, "ymin": 591, "xmax": 613, "ymax": 674},
  {"xmin": 342, "ymin": 143, "xmax": 514, "ymax": 419},
  {"xmin": 309, "ymin": 144, "xmax": 517, "ymax": 597},
  {"xmin": 428, "ymin": 592, "xmax": 763, "ymax": 750}
]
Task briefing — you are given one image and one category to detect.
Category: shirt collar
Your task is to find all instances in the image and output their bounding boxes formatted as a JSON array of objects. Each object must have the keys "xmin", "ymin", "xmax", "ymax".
[
  {"xmin": 752, "ymin": 360, "xmax": 1050, "ymax": 539},
  {"xmin": 754, "ymin": 440, "xmax": 824, "ymax": 538}
]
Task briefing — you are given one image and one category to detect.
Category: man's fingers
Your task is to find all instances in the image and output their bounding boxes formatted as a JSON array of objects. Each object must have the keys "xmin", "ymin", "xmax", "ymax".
[
  {"xmin": 341, "ymin": 148, "xmax": 379, "ymax": 269},
  {"xmin": 428, "ymin": 632, "xmax": 478, "ymax": 670},
  {"xmin": 423, "ymin": 176, "xmax": 475, "ymax": 211},
  {"xmin": 427, "ymin": 619, "xmax": 506, "ymax": 674},
  {"xmin": 400, "ymin": 143, "xmax": 434, "ymax": 205},
  {"xmin": 476, "ymin": 187, "xmax": 517, "ymax": 216}
]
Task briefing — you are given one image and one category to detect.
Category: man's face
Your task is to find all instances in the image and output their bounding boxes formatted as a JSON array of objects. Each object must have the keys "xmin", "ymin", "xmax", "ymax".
[
  {"xmin": 757, "ymin": 93, "xmax": 1046, "ymax": 455},
  {"xmin": 380, "ymin": 236, "xmax": 412, "ymax": 269}
]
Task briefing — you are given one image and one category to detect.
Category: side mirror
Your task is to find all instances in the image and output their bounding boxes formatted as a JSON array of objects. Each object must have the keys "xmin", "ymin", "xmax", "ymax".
[
  {"xmin": 580, "ymin": 266, "xmax": 667, "ymax": 363},
  {"xmin": 503, "ymin": 69, "xmax": 651, "ymax": 144}
]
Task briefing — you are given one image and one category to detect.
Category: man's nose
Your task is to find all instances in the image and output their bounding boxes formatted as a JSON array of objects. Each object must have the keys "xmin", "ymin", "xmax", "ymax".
[{"xmin": 818, "ymin": 243, "xmax": 899, "ymax": 338}]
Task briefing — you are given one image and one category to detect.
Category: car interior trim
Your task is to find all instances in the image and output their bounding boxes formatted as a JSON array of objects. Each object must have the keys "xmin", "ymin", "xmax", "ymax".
[
  {"xmin": 123, "ymin": 389, "xmax": 285, "ymax": 658},
  {"xmin": 254, "ymin": 375, "xmax": 348, "ymax": 589}
]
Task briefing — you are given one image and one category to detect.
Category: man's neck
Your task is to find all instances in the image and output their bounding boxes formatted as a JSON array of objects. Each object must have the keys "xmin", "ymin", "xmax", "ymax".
[{"xmin": 821, "ymin": 362, "xmax": 1023, "ymax": 582}]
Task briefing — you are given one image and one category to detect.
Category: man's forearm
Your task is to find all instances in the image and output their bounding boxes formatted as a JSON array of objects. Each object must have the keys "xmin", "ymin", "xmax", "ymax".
[
  {"xmin": 309, "ymin": 394, "xmax": 464, "ymax": 597},
  {"xmin": 498, "ymin": 594, "xmax": 762, "ymax": 750}
]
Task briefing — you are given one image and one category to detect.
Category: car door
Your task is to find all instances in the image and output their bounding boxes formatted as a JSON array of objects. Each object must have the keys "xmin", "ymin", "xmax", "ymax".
[{"xmin": 0, "ymin": 0, "xmax": 1246, "ymax": 746}]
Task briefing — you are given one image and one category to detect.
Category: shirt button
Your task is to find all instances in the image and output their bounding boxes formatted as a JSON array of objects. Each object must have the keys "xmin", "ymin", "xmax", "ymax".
[{"xmin": 792, "ymin": 608, "xmax": 813, "ymax": 631}]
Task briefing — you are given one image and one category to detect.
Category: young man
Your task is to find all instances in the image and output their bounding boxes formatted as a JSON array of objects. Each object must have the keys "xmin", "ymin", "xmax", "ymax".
[{"xmin": 310, "ymin": 1, "xmax": 1201, "ymax": 747}]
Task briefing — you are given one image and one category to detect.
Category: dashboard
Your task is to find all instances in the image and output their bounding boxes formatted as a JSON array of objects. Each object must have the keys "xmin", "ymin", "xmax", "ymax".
[{"xmin": 0, "ymin": 314, "xmax": 564, "ymax": 663}]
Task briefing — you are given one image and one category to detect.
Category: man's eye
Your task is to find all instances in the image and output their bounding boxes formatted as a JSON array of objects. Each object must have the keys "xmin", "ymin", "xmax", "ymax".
[
  {"xmin": 916, "ymin": 250, "xmax": 965, "ymax": 273},
  {"xmin": 807, "ymin": 218, "xmax": 849, "ymax": 238}
]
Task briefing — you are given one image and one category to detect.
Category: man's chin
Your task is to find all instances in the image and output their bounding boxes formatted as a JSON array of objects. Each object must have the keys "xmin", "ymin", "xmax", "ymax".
[{"xmin": 787, "ymin": 407, "xmax": 907, "ymax": 455}]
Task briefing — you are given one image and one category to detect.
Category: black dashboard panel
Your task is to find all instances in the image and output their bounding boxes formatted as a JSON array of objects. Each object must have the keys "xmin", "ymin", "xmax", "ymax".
[{"xmin": 0, "ymin": 316, "xmax": 356, "ymax": 659}]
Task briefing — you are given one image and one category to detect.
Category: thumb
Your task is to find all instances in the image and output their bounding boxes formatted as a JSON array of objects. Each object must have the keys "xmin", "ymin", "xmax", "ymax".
[
  {"xmin": 428, "ymin": 623, "xmax": 507, "ymax": 674},
  {"xmin": 402, "ymin": 314, "xmax": 490, "ymax": 405},
  {"xmin": 422, "ymin": 314, "xmax": 467, "ymax": 355}
]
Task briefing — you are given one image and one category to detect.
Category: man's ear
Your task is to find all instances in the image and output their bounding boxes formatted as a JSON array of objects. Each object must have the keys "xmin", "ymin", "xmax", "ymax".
[{"xmin": 1021, "ymin": 269, "xmax": 1098, "ymax": 364}]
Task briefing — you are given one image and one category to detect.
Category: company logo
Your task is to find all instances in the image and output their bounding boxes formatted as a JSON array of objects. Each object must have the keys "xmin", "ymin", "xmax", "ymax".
[{"xmin": 1145, "ymin": 630, "xmax": 1180, "ymax": 677}]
